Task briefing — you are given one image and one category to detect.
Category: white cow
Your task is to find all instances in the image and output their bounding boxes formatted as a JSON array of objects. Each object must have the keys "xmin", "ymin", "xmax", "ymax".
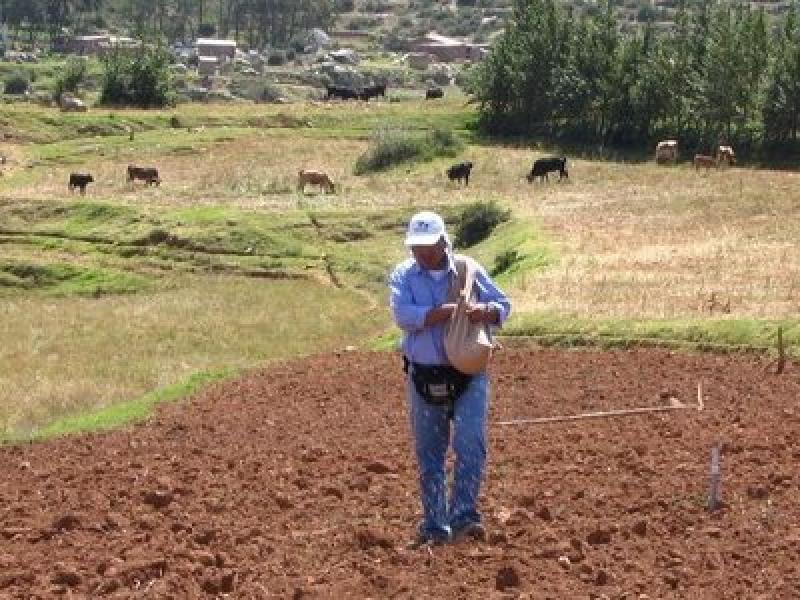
[
  {"xmin": 60, "ymin": 94, "xmax": 88, "ymax": 112},
  {"xmin": 716, "ymin": 145, "xmax": 736, "ymax": 166},
  {"xmin": 655, "ymin": 139, "xmax": 678, "ymax": 164}
]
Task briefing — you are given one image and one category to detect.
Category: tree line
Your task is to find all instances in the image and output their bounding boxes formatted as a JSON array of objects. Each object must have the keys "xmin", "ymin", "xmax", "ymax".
[
  {"xmin": 0, "ymin": 0, "xmax": 337, "ymax": 49},
  {"xmin": 472, "ymin": 0, "xmax": 800, "ymax": 159}
]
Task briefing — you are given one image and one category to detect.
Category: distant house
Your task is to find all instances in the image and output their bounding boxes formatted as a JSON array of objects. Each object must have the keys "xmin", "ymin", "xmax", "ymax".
[
  {"xmin": 64, "ymin": 34, "xmax": 137, "ymax": 56},
  {"xmin": 196, "ymin": 38, "xmax": 236, "ymax": 62},
  {"xmin": 411, "ymin": 32, "xmax": 487, "ymax": 63}
]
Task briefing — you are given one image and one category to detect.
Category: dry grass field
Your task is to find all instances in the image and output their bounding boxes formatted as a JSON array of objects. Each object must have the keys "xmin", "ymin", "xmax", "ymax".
[{"xmin": 2, "ymin": 98, "xmax": 799, "ymax": 437}]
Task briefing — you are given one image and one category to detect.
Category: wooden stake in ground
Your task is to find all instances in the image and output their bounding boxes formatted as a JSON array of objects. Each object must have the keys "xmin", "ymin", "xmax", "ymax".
[
  {"xmin": 776, "ymin": 327, "xmax": 786, "ymax": 374},
  {"xmin": 766, "ymin": 327, "xmax": 787, "ymax": 375},
  {"xmin": 708, "ymin": 444, "xmax": 722, "ymax": 512}
]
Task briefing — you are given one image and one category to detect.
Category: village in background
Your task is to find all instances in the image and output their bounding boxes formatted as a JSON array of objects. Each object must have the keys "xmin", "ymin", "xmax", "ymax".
[
  {"xmin": 1, "ymin": 0, "xmax": 795, "ymax": 108},
  {"xmin": 0, "ymin": 1, "xmax": 511, "ymax": 107}
]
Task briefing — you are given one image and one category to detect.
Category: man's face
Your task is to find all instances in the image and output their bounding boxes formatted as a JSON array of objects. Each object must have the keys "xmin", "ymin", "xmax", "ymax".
[{"xmin": 411, "ymin": 237, "xmax": 447, "ymax": 270}]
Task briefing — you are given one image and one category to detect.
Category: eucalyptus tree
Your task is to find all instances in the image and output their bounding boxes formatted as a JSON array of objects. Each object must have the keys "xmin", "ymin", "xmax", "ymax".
[
  {"xmin": 473, "ymin": 0, "xmax": 571, "ymax": 136},
  {"xmin": 763, "ymin": 3, "xmax": 800, "ymax": 147}
]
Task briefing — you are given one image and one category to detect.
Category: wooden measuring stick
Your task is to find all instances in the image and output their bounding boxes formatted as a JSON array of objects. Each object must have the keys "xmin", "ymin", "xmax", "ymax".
[{"xmin": 497, "ymin": 385, "xmax": 704, "ymax": 427}]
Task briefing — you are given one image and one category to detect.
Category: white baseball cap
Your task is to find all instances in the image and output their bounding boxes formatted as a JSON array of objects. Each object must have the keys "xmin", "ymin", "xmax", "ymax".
[{"xmin": 404, "ymin": 211, "xmax": 446, "ymax": 246}]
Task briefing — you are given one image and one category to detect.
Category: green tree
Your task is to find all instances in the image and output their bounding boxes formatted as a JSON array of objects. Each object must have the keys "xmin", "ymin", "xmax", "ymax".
[
  {"xmin": 474, "ymin": 0, "xmax": 570, "ymax": 136},
  {"xmin": 763, "ymin": 4, "xmax": 800, "ymax": 147},
  {"xmin": 54, "ymin": 56, "xmax": 88, "ymax": 102},
  {"xmin": 100, "ymin": 45, "xmax": 174, "ymax": 108}
]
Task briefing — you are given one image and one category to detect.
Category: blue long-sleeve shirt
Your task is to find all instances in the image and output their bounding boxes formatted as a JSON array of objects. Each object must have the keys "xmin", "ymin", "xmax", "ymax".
[{"xmin": 389, "ymin": 252, "xmax": 511, "ymax": 366}]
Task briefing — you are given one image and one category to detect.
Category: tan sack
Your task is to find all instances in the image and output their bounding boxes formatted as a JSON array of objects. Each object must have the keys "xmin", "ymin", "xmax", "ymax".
[{"xmin": 444, "ymin": 255, "xmax": 493, "ymax": 375}]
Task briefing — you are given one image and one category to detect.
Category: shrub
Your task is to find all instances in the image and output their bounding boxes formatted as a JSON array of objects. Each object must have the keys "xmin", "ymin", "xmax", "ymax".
[
  {"xmin": 4, "ymin": 72, "xmax": 29, "ymax": 95},
  {"xmin": 491, "ymin": 249, "xmax": 520, "ymax": 277},
  {"xmin": 289, "ymin": 34, "xmax": 306, "ymax": 54},
  {"xmin": 267, "ymin": 50, "xmax": 287, "ymax": 66},
  {"xmin": 100, "ymin": 46, "xmax": 174, "ymax": 108},
  {"xmin": 453, "ymin": 201, "xmax": 511, "ymax": 248},
  {"xmin": 428, "ymin": 127, "xmax": 464, "ymax": 157},
  {"xmin": 54, "ymin": 57, "xmax": 88, "ymax": 101},
  {"xmin": 354, "ymin": 126, "xmax": 464, "ymax": 174},
  {"xmin": 259, "ymin": 83, "xmax": 284, "ymax": 103},
  {"xmin": 354, "ymin": 127, "xmax": 422, "ymax": 174}
]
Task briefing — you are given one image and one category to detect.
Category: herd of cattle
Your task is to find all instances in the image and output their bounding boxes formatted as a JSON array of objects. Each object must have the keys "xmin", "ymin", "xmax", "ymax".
[
  {"xmin": 66, "ymin": 156, "xmax": 569, "ymax": 197},
  {"xmin": 655, "ymin": 140, "xmax": 736, "ymax": 169},
  {"xmin": 64, "ymin": 137, "xmax": 736, "ymax": 198},
  {"xmin": 325, "ymin": 82, "xmax": 445, "ymax": 101},
  {"xmin": 67, "ymin": 165, "xmax": 161, "ymax": 195}
]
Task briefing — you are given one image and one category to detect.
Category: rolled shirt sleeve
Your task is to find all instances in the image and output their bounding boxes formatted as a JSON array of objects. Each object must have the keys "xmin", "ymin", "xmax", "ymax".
[
  {"xmin": 473, "ymin": 265, "xmax": 511, "ymax": 326},
  {"xmin": 389, "ymin": 264, "xmax": 429, "ymax": 331}
]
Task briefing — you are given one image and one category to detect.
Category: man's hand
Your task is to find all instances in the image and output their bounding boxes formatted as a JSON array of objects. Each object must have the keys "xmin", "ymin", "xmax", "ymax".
[
  {"xmin": 466, "ymin": 303, "xmax": 498, "ymax": 324},
  {"xmin": 424, "ymin": 303, "xmax": 458, "ymax": 326}
]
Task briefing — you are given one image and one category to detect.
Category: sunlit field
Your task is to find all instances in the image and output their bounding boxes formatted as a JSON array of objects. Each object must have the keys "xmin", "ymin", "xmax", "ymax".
[{"xmin": 2, "ymin": 98, "xmax": 799, "ymax": 436}]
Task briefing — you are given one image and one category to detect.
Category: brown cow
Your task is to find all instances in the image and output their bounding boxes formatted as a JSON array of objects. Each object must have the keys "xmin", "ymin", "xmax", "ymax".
[
  {"xmin": 127, "ymin": 164, "xmax": 161, "ymax": 186},
  {"xmin": 655, "ymin": 139, "xmax": 678, "ymax": 164},
  {"xmin": 693, "ymin": 154, "xmax": 717, "ymax": 170},
  {"xmin": 297, "ymin": 169, "xmax": 335, "ymax": 193}
]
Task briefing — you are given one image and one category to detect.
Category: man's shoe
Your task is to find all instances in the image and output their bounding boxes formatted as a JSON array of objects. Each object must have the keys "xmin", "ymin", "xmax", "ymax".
[
  {"xmin": 452, "ymin": 521, "xmax": 486, "ymax": 542},
  {"xmin": 407, "ymin": 530, "xmax": 450, "ymax": 550}
]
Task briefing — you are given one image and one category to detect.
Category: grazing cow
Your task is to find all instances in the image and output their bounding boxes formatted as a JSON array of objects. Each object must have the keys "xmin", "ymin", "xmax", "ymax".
[
  {"xmin": 298, "ymin": 169, "xmax": 335, "ymax": 194},
  {"xmin": 127, "ymin": 165, "xmax": 161, "ymax": 186},
  {"xmin": 68, "ymin": 173, "xmax": 94, "ymax": 195},
  {"xmin": 655, "ymin": 139, "xmax": 679, "ymax": 164},
  {"xmin": 693, "ymin": 154, "xmax": 717, "ymax": 170},
  {"xmin": 360, "ymin": 83, "xmax": 387, "ymax": 101},
  {"xmin": 716, "ymin": 145, "xmax": 736, "ymax": 166},
  {"xmin": 526, "ymin": 157, "xmax": 568, "ymax": 183},
  {"xmin": 326, "ymin": 85, "xmax": 360, "ymax": 101},
  {"xmin": 425, "ymin": 87, "xmax": 444, "ymax": 100},
  {"xmin": 446, "ymin": 161, "xmax": 473, "ymax": 186}
]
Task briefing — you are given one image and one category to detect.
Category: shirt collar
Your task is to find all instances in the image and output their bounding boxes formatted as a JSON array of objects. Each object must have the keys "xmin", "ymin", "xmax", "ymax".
[{"xmin": 411, "ymin": 251, "xmax": 456, "ymax": 276}]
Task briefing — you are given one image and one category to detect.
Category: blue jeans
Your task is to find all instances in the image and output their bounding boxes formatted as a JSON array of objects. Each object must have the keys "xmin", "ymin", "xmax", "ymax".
[{"xmin": 408, "ymin": 371, "xmax": 489, "ymax": 539}]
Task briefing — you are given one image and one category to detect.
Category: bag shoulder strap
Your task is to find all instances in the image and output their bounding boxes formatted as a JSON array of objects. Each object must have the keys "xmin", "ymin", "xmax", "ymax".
[{"xmin": 447, "ymin": 254, "xmax": 477, "ymax": 303}]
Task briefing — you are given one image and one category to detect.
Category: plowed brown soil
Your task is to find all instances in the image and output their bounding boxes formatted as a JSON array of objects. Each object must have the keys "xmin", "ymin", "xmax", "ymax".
[{"xmin": 2, "ymin": 348, "xmax": 799, "ymax": 599}]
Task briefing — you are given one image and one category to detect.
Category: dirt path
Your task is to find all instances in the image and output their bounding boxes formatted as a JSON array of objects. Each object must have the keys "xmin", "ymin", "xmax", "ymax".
[{"xmin": 1, "ymin": 348, "xmax": 798, "ymax": 598}]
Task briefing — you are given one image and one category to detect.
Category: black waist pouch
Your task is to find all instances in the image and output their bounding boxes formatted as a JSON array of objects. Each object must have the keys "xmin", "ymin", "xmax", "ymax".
[{"xmin": 411, "ymin": 363, "xmax": 472, "ymax": 406}]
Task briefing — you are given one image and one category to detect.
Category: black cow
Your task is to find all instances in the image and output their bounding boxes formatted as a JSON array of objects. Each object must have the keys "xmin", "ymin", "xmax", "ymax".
[
  {"xmin": 326, "ymin": 85, "xmax": 360, "ymax": 101},
  {"xmin": 360, "ymin": 83, "xmax": 387, "ymax": 101},
  {"xmin": 526, "ymin": 156, "xmax": 568, "ymax": 183},
  {"xmin": 127, "ymin": 165, "xmax": 161, "ymax": 186},
  {"xmin": 447, "ymin": 161, "xmax": 473, "ymax": 186},
  {"xmin": 68, "ymin": 173, "xmax": 94, "ymax": 195},
  {"xmin": 425, "ymin": 87, "xmax": 444, "ymax": 100}
]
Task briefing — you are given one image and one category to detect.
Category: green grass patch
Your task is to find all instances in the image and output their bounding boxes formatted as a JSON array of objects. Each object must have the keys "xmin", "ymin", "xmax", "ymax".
[
  {"xmin": 1, "ymin": 99, "xmax": 476, "ymax": 146},
  {"xmin": 503, "ymin": 313, "xmax": 800, "ymax": 355},
  {"xmin": 465, "ymin": 218, "xmax": 555, "ymax": 287},
  {"xmin": 0, "ymin": 260, "xmax": 150, "ymax": 296},
  {"xmin": 31, "ymin": 126, "xmax": 255, "ymax": 165},
  {"xmin": 4, "ymin": 369, "xmax": 233, "ymax": 444}
]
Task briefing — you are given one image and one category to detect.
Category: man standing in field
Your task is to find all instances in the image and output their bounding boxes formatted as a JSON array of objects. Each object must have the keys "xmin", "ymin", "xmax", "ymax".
[{"xmin": 388, "ymin": 211, "xmax": 511, "ymax": 547}]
